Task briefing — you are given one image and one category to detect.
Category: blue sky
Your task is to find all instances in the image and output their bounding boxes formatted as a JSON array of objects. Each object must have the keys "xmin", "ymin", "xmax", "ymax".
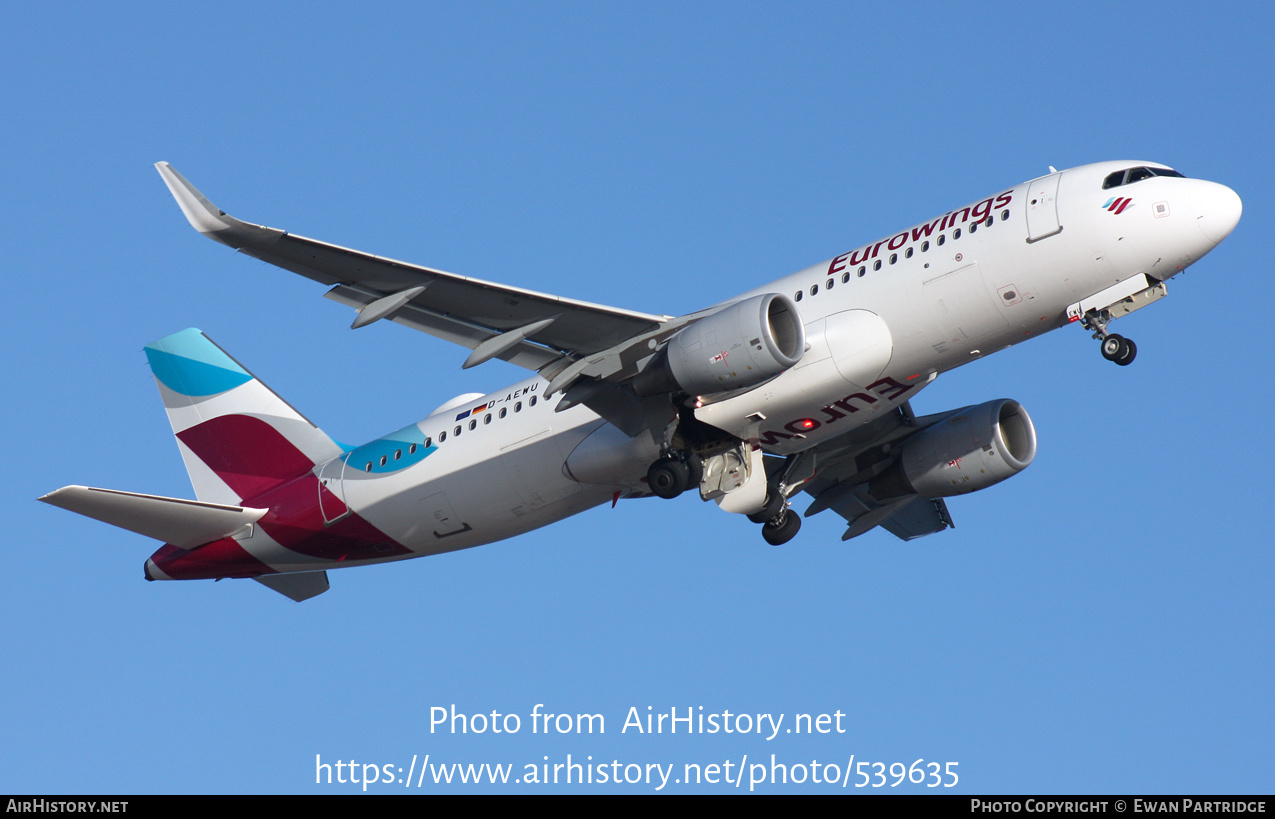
[{"xmin": 4, "ymin": 1, "xmax": 1271, "ymax": 794}]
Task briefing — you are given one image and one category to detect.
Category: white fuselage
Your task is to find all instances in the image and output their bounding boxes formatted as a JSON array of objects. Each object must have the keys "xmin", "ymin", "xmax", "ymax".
[{"xmin": 282, "ymin": 161, "xmax": 1236, "ymax": 571}]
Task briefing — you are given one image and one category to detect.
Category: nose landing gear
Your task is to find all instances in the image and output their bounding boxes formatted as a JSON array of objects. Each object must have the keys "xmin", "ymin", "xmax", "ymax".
[
  {"xmin": 1083, "ymin": 308, "xmax": 1137, "ymax": 366},
  {"xmin": 1100, "ymin": 333, "xmax": 1137, "ymax": 365}
]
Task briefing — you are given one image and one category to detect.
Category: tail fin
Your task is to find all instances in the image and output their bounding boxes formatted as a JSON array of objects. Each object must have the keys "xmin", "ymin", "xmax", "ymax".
[{"xmin": 145, "ymin": 328, "xmax": 342, "ymax": 504}]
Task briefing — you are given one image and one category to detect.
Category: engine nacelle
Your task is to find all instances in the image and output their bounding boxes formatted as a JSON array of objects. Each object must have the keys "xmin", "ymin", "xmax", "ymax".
[
  {"xmin": 870, "ymin": 399, "xmax": 1037, "ymax": 500},
  {"xmin": 634, "ymin": 293, "xmax": 805, "ymax": 397}
]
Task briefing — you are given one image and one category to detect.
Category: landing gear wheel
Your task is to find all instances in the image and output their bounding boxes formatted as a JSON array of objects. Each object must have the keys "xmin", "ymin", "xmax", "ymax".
[
  {"xmin": 684, "ymin": 452, "xmax": 704, "ymax": 489},
  {"xmin": 647, "ymin": 458, "xmax": 690, "ymax": 499},
  {"xmin": 747, "ymin": 490, "xmax": 786, "ymax": 524},
  {"xmin": 1101, "ymin": 334, "xmax": 1124, "ymax": 362},
  {"xmin": 1115, "ymin": 337, "xmax": 1137, "ymax": 366},
  {"xmin": 761, "ymin": 510, "xmax": 802, "ymax": 546},
  {"xmin": 1101, "ymin": 334, "xmax": 1136, "ymax": 365}
]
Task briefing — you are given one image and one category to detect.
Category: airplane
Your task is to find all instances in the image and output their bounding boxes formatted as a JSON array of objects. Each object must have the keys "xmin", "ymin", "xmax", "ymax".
[{"xmin": 39, "ymin": 161, "xmax": 1241, "ymax": 601}]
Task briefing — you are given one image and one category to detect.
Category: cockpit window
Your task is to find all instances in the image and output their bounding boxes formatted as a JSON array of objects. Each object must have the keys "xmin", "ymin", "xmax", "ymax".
[{"xmin": 1103, "ymin": 166, "xmax": 1187, "ymax": 189}]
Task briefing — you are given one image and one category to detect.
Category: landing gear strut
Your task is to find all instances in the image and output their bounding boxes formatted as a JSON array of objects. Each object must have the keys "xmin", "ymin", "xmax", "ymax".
[
  {"xmin": 750, "ymin": 450, "xmax": 816, "ymax": 545},
  {"xmin": 1083, "ymin": 308, "xmax": 1137, "ymax": 366}
]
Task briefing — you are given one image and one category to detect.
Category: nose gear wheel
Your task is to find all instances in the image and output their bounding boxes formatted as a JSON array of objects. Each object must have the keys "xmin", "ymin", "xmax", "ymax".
[{"xmin": 1083, "ymin": 308, "xmax": 1137, "ymax": 366}]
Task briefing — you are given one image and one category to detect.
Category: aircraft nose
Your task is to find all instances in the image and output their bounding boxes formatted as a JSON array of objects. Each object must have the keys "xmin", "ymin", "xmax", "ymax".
[{"xmin": 1193, "ymin": 181, "xmax": 1242, "ymax": 245}]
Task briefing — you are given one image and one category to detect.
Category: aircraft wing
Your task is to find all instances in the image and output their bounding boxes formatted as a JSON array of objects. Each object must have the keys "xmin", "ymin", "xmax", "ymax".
[
  {"xmin": 797, "ymin": 404, "xmax": 955, "ymax": 542},
  {"xmin": 156, "ymin": 163, "xmax": 672, "ymax": 371}
]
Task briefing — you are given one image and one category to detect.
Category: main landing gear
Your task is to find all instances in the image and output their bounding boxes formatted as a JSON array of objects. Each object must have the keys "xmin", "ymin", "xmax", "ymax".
[
  {"xmin": 646, "ymin": 446, "xmax": 805, "ymax": 546},
  {"xmin": 1082, "ymin": 308, "xmax": 1137, "ymax": 366},
  {"xmin": 646, "ymin": 452, "xmax": 703, "ymax": 500},
  {"xmin": 749, "ymin": 489, "xmax": 802, "ymax": 546}
]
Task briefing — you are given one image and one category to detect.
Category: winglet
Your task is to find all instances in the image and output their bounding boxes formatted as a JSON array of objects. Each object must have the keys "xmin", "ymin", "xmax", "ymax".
[{"xmin": 154, "ymin": 162, "xmax": 284, "ymax": 249}]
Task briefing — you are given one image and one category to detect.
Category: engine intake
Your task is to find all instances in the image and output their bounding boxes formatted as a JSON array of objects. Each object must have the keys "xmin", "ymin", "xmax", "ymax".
[
  {"xmin": 633, "ymin": 293, "xmax": 805, "ymax": 397},
  {"xmin": 870, "ymin": 399, "xmax": 1037, "ymax": 500}
]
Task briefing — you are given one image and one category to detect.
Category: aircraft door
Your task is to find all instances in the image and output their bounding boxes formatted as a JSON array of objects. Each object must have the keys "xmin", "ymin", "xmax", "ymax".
[
  {"xmin": 1025, "ymin": 173, "xmax": 1063, "ymax": 242},
  {"xmin": 318, "ymin": 456, "xmax": 350, "ymax": 524}
]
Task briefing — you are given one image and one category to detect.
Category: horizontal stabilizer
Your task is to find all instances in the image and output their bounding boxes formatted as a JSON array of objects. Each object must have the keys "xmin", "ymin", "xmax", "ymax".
[
  {"xmin": 254, "ymin": 571, "xmax": 330, "ymax": 602},
  {"xmin": 39, "ymin": 486, "xmax": 266, "ymax": 550}
]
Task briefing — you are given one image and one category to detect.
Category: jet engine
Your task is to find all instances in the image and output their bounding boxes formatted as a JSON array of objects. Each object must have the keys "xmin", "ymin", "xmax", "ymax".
[
  {"xmin": 869, "ymin": 399, "xmax": 1037, "ymax": 500},
  {"xmin": 633, "ymin": 293, "xmax": 805, "ymax": 397}
]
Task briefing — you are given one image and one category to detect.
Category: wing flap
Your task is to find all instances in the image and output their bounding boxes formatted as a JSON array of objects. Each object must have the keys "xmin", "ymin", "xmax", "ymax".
[
  {"xmin": 253, "ymin": 571, "xmax": 330, "ymax": 602},
  {"xmin": 324, "ymin": 284, "xmax": 563, "ymax": 369},
  {"xmin": 879, "ymin": 497, "xmax": 953, "ymax": 541},
  {"xmin": 801, "ymin": 403, "xmax": 955, "ymax": 542},
  {"xmin": 40, "ymin": 486, "xmax": 266, "ymax": 550},
  {"xmin": 246, "ymin": 240, "xmax": 666, "ymax": 352}
]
